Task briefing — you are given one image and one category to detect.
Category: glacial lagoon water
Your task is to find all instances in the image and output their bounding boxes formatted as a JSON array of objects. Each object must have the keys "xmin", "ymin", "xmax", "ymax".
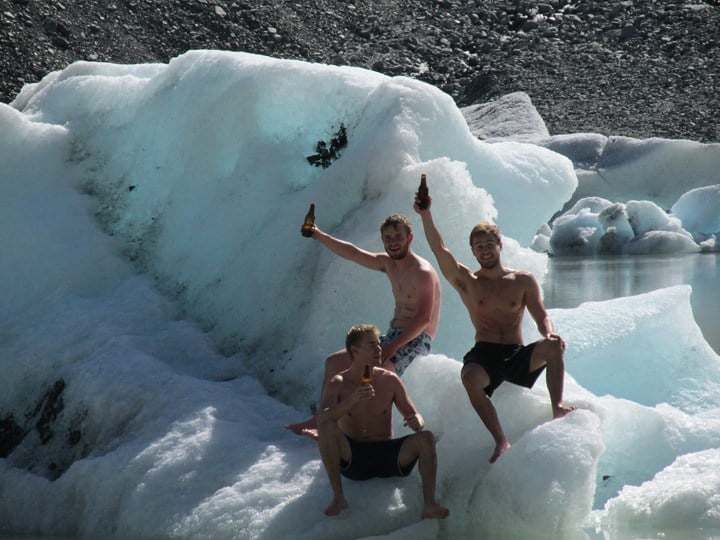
[{"xmin": 543, "ymin": 253, "xmax": 719, "ymax": 355}]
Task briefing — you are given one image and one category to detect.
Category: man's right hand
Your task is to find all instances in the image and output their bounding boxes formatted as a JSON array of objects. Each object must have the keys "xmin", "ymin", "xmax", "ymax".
[
  {"xmin": 353, "ymin": 383, "xmax": 375, "ymax": 402},
  {"xmin": 307, "ymin": 225, "xmax": 322, "ymax": 240},
  {"xmin": 413, "ymin": 194, "xmax": 432, "ymax": 213},
  {"xmin": 403, "ymin": 412, "xmax": 423, "ymax": 431}
]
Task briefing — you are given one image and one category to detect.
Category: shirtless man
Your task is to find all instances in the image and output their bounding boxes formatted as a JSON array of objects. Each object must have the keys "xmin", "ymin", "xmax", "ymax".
[
  {"xmin": 317, "ymin": 323, "xmax": 449, "ymax": 520},
  {"xmin": 414, "ymin": 197, "xmax": 574, "ymax": 463},
  {"xmin": 285, "ymin": 214, "xmax": 441, "ymax": 439}
]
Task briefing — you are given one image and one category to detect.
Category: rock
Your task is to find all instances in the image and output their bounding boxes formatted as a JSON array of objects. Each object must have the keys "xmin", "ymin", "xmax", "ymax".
[{"xmin": 462, "ymin": 92, "xmax": 550, "ymax": 140}]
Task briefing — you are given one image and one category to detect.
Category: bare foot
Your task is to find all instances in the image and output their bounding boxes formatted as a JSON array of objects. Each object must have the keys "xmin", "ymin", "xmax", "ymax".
[
  {"xmin": 284, "ymin": 418, "xmax": 319, "ymax": 438},
  {"xmin": 298, "ymin": 428, "xmax": 319, "ymax": 441},
  {"xmin": 421, "ymin": 503, "xmax": 450, "ymax": 520},
  {"xmin": 284, "ymin": 422, "xmax": 319, "ymax": 441},
  {"xmin": 489, "ymin": 440, "xmax": 511, "ymax": 463},
  {"xmin": 553, "ymin": 404, "xmax": 577, "ymax": 419},
  {"xmin": 324, "ymin": 497, "xmax": 349, "ymax": 516}
]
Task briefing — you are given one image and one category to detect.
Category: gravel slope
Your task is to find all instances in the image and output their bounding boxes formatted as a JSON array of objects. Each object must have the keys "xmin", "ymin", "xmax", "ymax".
[{"xmin": 1, "ymin": 0, "xmax": 718, "ymax": 142}]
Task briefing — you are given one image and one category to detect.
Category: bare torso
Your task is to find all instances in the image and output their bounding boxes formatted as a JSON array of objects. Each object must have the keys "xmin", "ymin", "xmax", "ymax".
[
  {"xmin": 460, "ymin": 268, "xmax": 532, "ymax": 344},
  {"xmin": 384, "ymin": 254, "xmax": 441, "ymax": 339},
  {"xmin": 336, "ymin": 368, "xmax": 396, "ymax": 441}
]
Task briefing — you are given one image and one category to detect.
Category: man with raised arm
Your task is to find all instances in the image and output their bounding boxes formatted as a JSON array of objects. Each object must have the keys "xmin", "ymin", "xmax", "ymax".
[
  {"xmin": 285, "ymin": 214, "xmax": 441, "ymax": 439},
  {"xmin": 414, "ymin": 196, "xmax": 575, "ymax": 463},
  {"xmin": 317, "ymin": 323, "xmax": 449, "ymax": 519}
]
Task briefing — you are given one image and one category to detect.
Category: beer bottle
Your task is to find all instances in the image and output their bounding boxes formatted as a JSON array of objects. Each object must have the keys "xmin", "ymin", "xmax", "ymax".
[
  {"xmin": 361, "ymin": 363, "xmax": 372, "ymax": 384},
  {"xmin": 417, "ymin": 173, "xmax": 430, "ymax": 209},
  {"xmin": 300, "ymin": 203, "xmax": 315, "ymax": 237}
]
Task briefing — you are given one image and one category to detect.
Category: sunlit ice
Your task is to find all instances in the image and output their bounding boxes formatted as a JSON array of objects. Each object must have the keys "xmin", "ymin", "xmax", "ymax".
[{"xmin": 1, "ymin": 50, "xmax": 719, "ymax": 539}]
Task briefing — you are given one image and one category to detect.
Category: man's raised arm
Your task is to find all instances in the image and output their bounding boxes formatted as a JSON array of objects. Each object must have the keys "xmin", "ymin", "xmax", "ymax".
[
  {"xmin": 310, "ymin": 225, "xmax": 386, "ymax": 271},
  {"xmin": 413, "ymin": 199, "xmax": 470, "ymax": 291}
]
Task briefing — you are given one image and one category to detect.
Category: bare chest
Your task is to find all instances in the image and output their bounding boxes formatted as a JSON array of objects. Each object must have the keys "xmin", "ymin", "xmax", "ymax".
[
  {"xmin": 387, "ymin": 268, "xmax": 418, "ymax": 304},
  {"xmin": 340, "ymin": 382, "xmax": 393, "ymax": 422},
  {"xmin": 471, "ymin": 277, "xmax": 525, "ymax": 314}
]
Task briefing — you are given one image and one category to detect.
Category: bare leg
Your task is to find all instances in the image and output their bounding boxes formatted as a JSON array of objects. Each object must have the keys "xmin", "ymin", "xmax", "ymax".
[
  {"xmin": 317, "ymin": 417, "xmax": 351, "ymax": 516},
  {"xmin": 531, "ymin": 339, "xmax": 576, "ymax": 418},
  {"xmin": 398, "ymin": 431, "xmax": 449, "ymax": 519},
  {"xmin": 461, "ymin": 363, "xmax": 510, "ymax": 463},
  {"xmin": 285, "ymin": 350, "xmax": 353, "ymax": 439}
]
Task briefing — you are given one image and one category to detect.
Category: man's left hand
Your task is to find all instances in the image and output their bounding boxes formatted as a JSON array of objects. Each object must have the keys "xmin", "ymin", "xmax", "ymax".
[
  {"xmin": 547, "ymin": 332, "xmax": 566, "ymax": 351},
  {"xmin": 381, "ymin": 344, "xmax": 398, "ymax": 364},
  {"xmin": 403, "ymin": 413, "xmax": 423, "ymax": 431}
]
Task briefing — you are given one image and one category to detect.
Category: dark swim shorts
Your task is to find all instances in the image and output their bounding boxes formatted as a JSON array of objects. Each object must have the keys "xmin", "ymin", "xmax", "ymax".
[
  {"xmin": 463, "ymin": 341, "xmax": 544, "ymax": 397},
  {"xmin": 340, "ymin": 435, "xmax": 418, "ymax": 481}
]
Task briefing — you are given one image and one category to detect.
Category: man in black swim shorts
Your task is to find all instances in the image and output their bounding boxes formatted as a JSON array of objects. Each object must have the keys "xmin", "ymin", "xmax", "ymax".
[
  {"xmin": 340, "ymin": 435, "xmax": 416, "ymax": 481},
  {"xmin": 415, "ymin": 199, "xmax": 576, "ymax": 464},
  {"xmin": 317, "ymin": 324, "xmax": 449, "ymax": 520},
  {"xmin": 463, "ymin": 341, "xmax": 544, "ymax": 398}
]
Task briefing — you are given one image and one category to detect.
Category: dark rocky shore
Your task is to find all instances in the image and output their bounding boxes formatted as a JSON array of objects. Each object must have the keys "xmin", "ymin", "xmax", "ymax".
[{"xmin": 1, "ymin": 0, "xmax": 718, "ymax": 142}]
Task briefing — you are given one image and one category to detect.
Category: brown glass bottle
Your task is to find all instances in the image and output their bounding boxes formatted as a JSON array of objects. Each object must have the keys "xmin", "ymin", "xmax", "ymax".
[
  {"xmin": 300, "ymin": 203, "xmax": 315, "ymax": 237},
  {"xmin": 361, "ymin": 363, "xmax": 372, "ymax": 383},
  {"xmin": 417, "ymin": 174, "xmax": 430, "ymax": 209}
]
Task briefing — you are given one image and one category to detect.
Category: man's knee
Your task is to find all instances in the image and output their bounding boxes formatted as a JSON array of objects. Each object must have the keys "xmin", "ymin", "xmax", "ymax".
[
  {"xmin": 549, "ymin": 339, "xmax": 564, "ymax": 362},
  {"xmin": 416, "ymin": 429, "xmax": 435, "ymax": 447},
  {"xmin": 426, "ymin": 431, "xmax": 439, "ymax": 456},
  {"xmin": 537, "ymin": 338, "xmax": 563, "ymax": 360},
  {"xmin": 405, "ymin": 430, "xmax": 436, "ymax": 460},
  {"xmin": 461, "ymin": 364, "xmax": 489, "ymax": 391}
]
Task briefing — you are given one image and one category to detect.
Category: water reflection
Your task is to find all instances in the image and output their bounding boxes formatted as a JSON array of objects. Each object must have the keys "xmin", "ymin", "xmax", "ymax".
[{"xmin": 543, "ymin": 253, "xmax": 719, "ymax": 354}]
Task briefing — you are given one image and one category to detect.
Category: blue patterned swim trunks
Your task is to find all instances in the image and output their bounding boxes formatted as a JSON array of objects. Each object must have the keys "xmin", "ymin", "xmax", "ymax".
[{"xmin": 380, "ymin": 328, "xmax": 432, "ymax": 376}]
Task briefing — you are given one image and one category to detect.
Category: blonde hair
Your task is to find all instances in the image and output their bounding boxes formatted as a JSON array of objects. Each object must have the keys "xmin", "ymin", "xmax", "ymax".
[
  {"xmin": 469, "ymin": 220, "xmax": 501, "ymax": 246},
  {"xmin": 345, "ymin": 324, "xmax": 380, "ymax": 357}
]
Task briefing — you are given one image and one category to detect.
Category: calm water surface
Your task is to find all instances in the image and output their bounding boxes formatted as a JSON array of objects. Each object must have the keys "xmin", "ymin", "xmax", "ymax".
[{"xmin": 543, "ymin": 253, "xmax": 719, "ymax": 355}]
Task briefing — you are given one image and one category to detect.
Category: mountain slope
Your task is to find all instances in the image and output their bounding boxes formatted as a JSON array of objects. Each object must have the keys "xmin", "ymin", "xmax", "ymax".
[{"xmin": 1, "ymin": 0, "xmax": 717, "ymax": 142}]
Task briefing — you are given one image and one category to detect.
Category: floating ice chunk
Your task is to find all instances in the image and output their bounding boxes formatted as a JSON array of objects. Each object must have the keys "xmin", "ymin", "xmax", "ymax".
[
  {"xmin": 597, "ymin": 203, "xmax": 633, "ymax": 239},
  {"xmin": 549, "ymin": 209, "xmax": 603, "ymax": 256},
  {"xmin": 535, "ymin": 192, "xmax": 712, "ymax": 256},
  {"xmin": 564, "ymin": 196, "xmax": 613, "ymax": 216},
  {"xmin": 597, "ymin": 203, "xmax": 635, "ymax": 254},
  {"xmin": 626, "ymin": 200, "xmax": 682, "ymax": 236},
  {"xmin": 531, "ymin": 222, "xmax": 552, "ymax": 253},
  {"xmin": 601, "ymin": 448, "xmax": 720, "ymax": 533},
  {"xmin": 671, "ymin": 184, "xmax": 720, "ymax": 234},
  {"xmin": 698, "ymin": 234, "xmax": 718, "ymax": 252},
  {"xmin": 624, "ymin": 230, "xmax": 700, "ymax": 255},
  {"xmin": 552, "ymin": 285, "xmax": 720, "ymax": 412}
]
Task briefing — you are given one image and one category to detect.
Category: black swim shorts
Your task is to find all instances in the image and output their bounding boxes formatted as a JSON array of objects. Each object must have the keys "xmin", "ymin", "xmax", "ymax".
[
  {"xmin": 340, "ymin": 435, "xmax": 418, "ymax": 481},
  {"xmin": 462, "ymin": 341, "xmax": 544, "ymax": 397}
]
